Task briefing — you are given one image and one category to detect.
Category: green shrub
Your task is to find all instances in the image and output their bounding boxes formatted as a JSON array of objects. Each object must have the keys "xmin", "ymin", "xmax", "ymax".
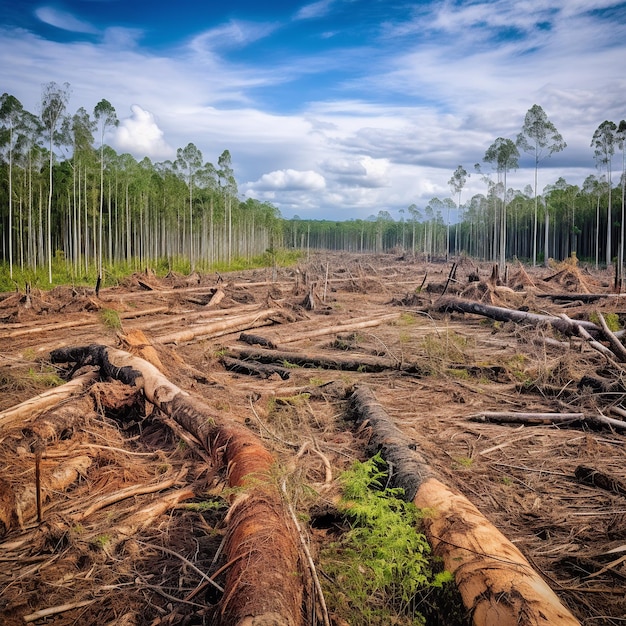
[{"xmin": 321, "ymin": 453, "xmax": 452, "ymax": 625}]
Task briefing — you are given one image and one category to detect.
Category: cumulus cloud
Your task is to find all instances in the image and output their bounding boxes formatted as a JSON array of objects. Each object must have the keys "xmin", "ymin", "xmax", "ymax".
[
  {"xmin": 248, "ymin": 169, "xmax": 326, "ymax": 192},
  {"xmin": 112, "ymin": 105, "xmax": 174, "ymax": 160},
  {"xmin": 321, "ymin": 156, "xmax": 390, "ymax": 188},
  {"xmin": 35, "ymin": 6, "xmax": 98, "ymax": 34}
]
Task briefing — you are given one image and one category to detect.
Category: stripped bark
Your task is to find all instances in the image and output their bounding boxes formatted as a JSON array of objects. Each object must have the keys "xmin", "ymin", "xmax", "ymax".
[
  {"xmin": 50, "ymin": 344, "xmax": 303, "ymax": 626},
  {"xmin": 247, "ymin": 313, "xmax": 399, "ymax": 347},
  {"xmin": 348, "ymin": 385, "xmax": 580, "ymax": 626}
]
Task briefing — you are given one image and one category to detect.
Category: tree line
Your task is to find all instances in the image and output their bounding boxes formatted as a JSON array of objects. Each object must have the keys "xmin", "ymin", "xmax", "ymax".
[
  {"xmin": 0, "ymin": 83, "xmax": 283, "ymax": 286},
  {"xmin": 2, "ymin": 88, "xmax": 625, "ymax": 288},
  {"xmin": 285, "ymin": 106, "xmax": 626, "ymax": 269}
]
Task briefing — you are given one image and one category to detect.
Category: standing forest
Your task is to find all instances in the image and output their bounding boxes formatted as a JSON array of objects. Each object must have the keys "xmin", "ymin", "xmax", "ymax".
[{"xmin": 1, "ymin": 87, "xmax": 626, "ymax": 289}]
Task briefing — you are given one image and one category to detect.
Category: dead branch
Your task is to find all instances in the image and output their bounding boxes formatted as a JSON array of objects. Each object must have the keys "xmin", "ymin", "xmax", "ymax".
[{"xmin": 574, "ymin": 465, "xmax": 626, "ymax": 497}]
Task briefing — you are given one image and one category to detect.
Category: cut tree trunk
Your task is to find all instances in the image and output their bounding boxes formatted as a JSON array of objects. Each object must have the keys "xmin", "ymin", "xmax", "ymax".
[
  {"xmin": 348, "ymin": 385, "xmax": 580, "ymax": 626},
  {"xmin": 436, "ymin": 296, "xmax": 601, "ymax": 336},
  {"xmin": 154, "ymin": 308, "xmax": 282, "ymax": 344},
  {"xmin": 229, "ymin": 345, "xmax": 424, "ymax": 374},
  {"xmin": 50, "ymin": 344, "xmax": 303, "ymax": 626}
]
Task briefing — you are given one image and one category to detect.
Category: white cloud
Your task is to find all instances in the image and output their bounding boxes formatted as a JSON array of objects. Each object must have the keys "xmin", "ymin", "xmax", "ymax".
[
  {"xmin": 294, "ymin": 0, "xmax": 335, "ymax": 21},
  {"xmin": 248, "ymin": 169, "xmax": 327, "ymax": 192},
  {"xmin": 112, "ymin": 105, "xmax": 174, "ymax": 160},
  {"xmin": 35, "ymin": 6, "xmax": 98, "ymax": 34}
]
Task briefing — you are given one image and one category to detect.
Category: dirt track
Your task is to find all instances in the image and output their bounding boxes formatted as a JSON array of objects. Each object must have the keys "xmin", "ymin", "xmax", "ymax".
[{"xmin": 1, "ymin": 252, "xmax": 626, "ymax": 625}]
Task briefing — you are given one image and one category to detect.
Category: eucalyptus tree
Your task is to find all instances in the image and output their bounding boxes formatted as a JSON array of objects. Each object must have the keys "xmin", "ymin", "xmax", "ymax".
[
  {"xmin": 484, "ymin": 138, "xmax": 519, "ymax": 268},
  {"xmin": 583, "ymin": 174, "xmax": 607, "ymax": 269},
  {"xmin": 40, "ymin": 81, "xmax": 71, "ymax": 282},
  {"xmin": 448, "ymin": 165, "xmax": 468, "ymax": 258},
  {"xmin": 175, "ymin": 143, "xmax": 203, "ymax": 271},
  {"xmin": 407, "ymin": 204, "xmax": 422, "ymax": 254},
  {"xmin": 93, "ymin": 99, "xmax": 118, "ymax": 285},
  {"xmin": 516, "ymin": 105, "xmax": 566, "ymax": 266},
  {"xmin": 591, "ymin": 120, "xmax": 617, "ymax": 266},
  {"xmin": 616, "ymin": 121, "xmax": 626, "ymax": 274},
  {"xmin": 63, "ymin": 107, "xmax": 95, "ymax": 272},
  {"xmin": 0, "ymin": 93, "xmax": 26, "ymax": 278},
  {"xmin": 217, "ymin": 150, "xmax": 237, "ymax": 264}
]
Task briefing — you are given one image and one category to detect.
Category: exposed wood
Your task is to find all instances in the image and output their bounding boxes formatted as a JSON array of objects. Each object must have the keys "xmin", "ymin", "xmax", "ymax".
[
  {"xmin": 595, "ymin": 311, "xmax": 626, "ymax": 361},
  {"xmin": 259, "ymin": 313, "xmax": 399, "ymax": 346},
  {"xmin": 50, "ymin": 344, "xmax": 304, "ymax": 626},
  {"xmin": 348, "ymin": 385, "xmax": 580, "ymax": 626},
  {"xmin": 0, "ymin": 370, "xmax": 97, "ymax": 429},
  {"xmin": 154, "ymin": 308, "xmax": 282, "ymax": 344}
]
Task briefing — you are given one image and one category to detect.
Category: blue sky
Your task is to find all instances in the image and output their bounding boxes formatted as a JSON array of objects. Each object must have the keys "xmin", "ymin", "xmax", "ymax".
[{"xmin": 1, "ymin": 0, "xmax": 626, "ymax": 220}]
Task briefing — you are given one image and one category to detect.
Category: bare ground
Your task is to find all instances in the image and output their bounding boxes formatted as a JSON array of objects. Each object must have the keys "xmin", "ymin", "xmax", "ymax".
[{"xmin": 1, "ymin": 252, "xmax": 625, "ymax": 625}]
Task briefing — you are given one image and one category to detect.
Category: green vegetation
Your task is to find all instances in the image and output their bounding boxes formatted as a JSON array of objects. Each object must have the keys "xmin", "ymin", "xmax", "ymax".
[
  {"xmin": 100, "ymin": 308, "xmax": 122, "ymax": 331},
  {"xmin": 320, "ymin": 453, "xmax": 453, "ymax": 625}
]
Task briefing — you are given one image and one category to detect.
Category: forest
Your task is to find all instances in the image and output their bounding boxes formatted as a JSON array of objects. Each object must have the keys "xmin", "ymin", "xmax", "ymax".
[{"xmin": 1, "ymin": 85, "xmax": 625, "ymax": 291}]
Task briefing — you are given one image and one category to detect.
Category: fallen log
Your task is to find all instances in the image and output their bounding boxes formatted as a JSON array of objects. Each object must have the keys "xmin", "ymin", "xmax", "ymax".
[
  {"xmin": 348, "ymin": 385, "xmax": 580, "ymax": 626},
  {"xmin": 50, "ymin": 344, "xmax": 304, "ymax": 626},
  {"xmin": 248, "ymin": 313, "xmax": 399, "ymax": 347},
  {"xmin": 468, "ymin": 410, "xmax": 626, "ymax": 432},
  {"xmin": 220, "ymin": 355, "xmax": 291, "ymax": 379},
  {"xmin": 0, "ymin": 370, "xmax": 97, "ymax": 429},
  {"xmin": 436, "ymin": 296, "xmax": 601, "ymax": 336},
  {"xmin": 154, "ymin": 308, "xmax": 282, "ymax": 344},
  {"xmin": 229, "ymin": 345, "xmax": 424, "ymax": 374}
]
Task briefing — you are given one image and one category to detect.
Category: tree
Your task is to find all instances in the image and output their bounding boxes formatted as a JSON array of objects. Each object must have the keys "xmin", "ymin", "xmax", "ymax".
[
  {"xmin": 448, "ymin": 165, "xmax": 468, "ymax": 258},
  {"xmin": 484, "ymin": 138, "xmax": 519, "ymax": 268},
  {"xmin": 41, "ymin": 81, "xmax": 70, "ymax": 283},
  {"xmin": 94, "ymin": 99, "xmax": 118, "ymax": 287},
  {"xmin": 616, "ymin": 120, "xmax": 626, "ymax": 276},
  {"xmin": 0, "ymin": 93, "xmax": 26, "ymax": 279},
  {"xmin": 591, "ymin": 120, "xmax": 617, "ymax": 266},
  {"xmin": 175, "ymin": 143, "xmax": 203, "ymax": 271},
  {"xmin": 217, "ymin": 150, "xmax": 237, "ymax": 265},
  {"xmin": 517, "ymin": 105, "xmax": 566, "ymax": 266}
]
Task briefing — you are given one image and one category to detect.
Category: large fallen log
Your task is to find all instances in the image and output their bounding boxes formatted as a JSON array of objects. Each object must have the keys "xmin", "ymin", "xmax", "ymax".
[
  {"xmin": 50, "ymin": 344, "xmax": 304, "ymax": 626},
  {"xmin": 348, "ymin": 385, "xmax": 580, "ymax": 626},
  {"xmin": 436, "ymin": 296, "xmax": 601, "ymax": 336}
]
